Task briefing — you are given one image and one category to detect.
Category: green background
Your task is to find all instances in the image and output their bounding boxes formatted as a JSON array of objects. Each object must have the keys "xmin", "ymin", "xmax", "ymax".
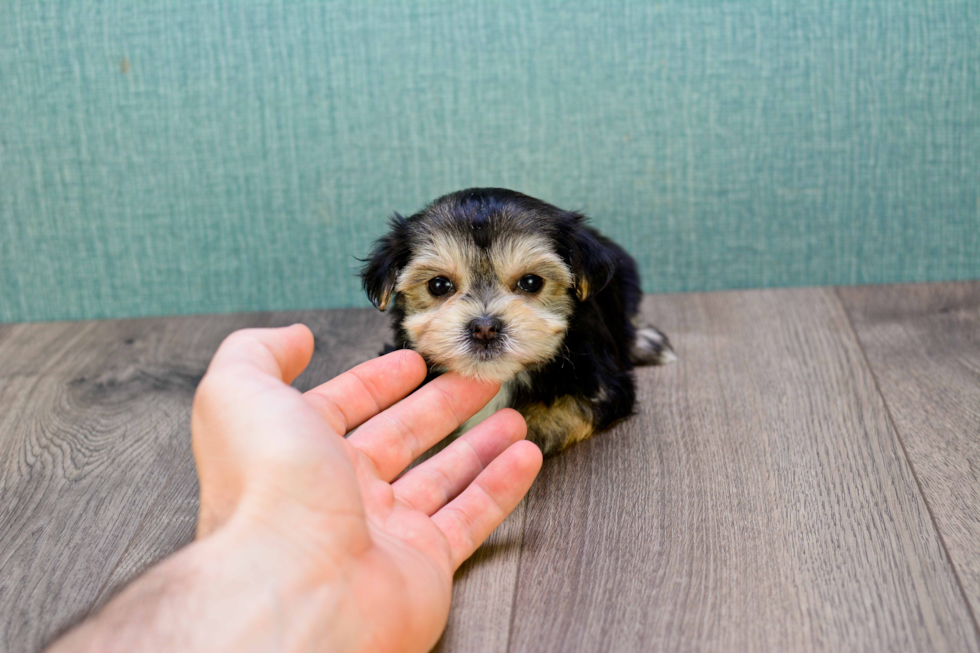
[{"xmin": 2, "ymin": 1, "xmax": 978, "ymax": 323}]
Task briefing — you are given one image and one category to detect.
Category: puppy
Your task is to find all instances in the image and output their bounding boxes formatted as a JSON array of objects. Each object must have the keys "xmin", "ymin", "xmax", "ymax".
[{"xmin": 361, "ymin": 188, "xmax": 674, "ymax": 455}]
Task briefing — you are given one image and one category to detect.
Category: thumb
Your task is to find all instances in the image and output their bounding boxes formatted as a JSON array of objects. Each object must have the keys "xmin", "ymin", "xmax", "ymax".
[{"xmin": 208, "ymin": 324, "xmax": 315, "ymax": 385}]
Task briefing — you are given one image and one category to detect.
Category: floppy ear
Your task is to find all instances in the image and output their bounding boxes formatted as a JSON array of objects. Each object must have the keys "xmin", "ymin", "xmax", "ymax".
[
  {"xmin": 361, "ymin": 214, "xmax": 411, "ymax": 311},
  {"xmin": 562, "ymin": 218, "xmax": 617, "ymax": 302}
]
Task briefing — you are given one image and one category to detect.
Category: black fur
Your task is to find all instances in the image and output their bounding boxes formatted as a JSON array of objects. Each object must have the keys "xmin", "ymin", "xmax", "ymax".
[
  {"xmin": 361, "ymin": 188, "xmax": 657, "ymax": 449},
  {"xmin": 510, "ymin": 228, "xmax": 642, "ymax": 431},
  {"xmin": 361, "ymin": 214, "xmax": 412, "ymax": 310}
]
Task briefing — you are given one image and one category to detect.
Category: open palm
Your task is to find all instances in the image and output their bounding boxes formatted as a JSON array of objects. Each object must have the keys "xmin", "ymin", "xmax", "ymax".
[{"xmin": 191, "ymin": 325, "xmax": 542, "ymax": 652}]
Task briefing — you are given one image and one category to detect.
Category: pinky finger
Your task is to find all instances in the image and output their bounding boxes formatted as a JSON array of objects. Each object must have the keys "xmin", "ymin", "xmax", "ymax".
[{"xmin": 431, "ymin": 440, "xmax": 543, "ymax": 570}]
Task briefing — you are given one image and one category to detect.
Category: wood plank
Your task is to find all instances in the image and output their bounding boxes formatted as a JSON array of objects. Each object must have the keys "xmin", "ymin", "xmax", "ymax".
[
  {"xmin": 0, "ymin": 322, "xmax": 100, "ymax": 378},
  {"xmin": 7, "ymin": 287, "xmax": 979, "ymax": 651},
  {"xmin": 507, "ymin": 288, "xmax": 979, "ymax": 652},
  {"xmin": 0, "ymin": 322, "xmax": 17, "ymax": 356},
  {"xmin": 839, "ymin": 281, "xmax": 980, "ymax": 621}
]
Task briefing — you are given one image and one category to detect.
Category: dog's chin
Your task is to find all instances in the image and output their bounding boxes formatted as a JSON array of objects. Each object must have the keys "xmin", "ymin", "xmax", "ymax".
[{"xmin": 434, "ymin": 349, "xmax": 528, "ymax": 384}]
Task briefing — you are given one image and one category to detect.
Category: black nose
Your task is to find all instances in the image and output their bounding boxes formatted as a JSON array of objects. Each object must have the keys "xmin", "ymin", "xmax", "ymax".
[{"xmin": 468, "ymin": 316, "xmax": 502, "ymax": 343}]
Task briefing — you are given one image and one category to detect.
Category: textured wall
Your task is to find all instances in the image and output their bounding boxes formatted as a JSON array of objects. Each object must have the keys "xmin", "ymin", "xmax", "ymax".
[{"xmin": 1, "ymin": 1, "xmax": 978, "ymax": 323}]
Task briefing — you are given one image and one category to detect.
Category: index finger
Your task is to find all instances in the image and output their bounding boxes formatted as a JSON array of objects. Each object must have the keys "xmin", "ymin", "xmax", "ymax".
[
  {"xmin": 347, "ymin": 373, "xmax": 500, "ymax": 481},
  {"xmin": 303, "ymin": 349, "xmax": 428, "ymax": 435}
]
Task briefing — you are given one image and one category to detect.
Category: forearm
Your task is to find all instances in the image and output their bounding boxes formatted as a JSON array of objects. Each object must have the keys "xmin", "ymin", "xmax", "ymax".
[{"xmin": 48, "ymin": 522, "xmax": 359, "ymax": 653}]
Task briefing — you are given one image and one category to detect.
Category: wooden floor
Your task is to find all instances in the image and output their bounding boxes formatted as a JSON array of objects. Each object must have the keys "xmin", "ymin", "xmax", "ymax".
[{"xmin": 1, "ymin": 282, "xmax": 979, "ymax": 652}]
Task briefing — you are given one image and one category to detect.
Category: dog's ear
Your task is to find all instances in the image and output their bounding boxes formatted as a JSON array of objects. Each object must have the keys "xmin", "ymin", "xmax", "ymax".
[
  {"xmin": 361, "ymin": 214, "xmax": 411, "ymax": 311},
  {"xmin": 561, "ymin": 217, "xmax": 617, "ymax": 302}
]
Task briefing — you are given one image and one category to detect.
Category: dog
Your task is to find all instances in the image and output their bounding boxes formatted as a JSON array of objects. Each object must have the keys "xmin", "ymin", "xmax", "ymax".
[{"xmin": 361, "ymin": 188, "xmax": 674, "ymax": 455}]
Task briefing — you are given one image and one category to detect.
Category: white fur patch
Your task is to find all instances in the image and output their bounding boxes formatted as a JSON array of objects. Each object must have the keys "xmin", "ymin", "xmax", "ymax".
[
  {"xmin": 459, "ymin": 382, "xmax": 512, "ymax": 435},
  {"xmin": 632, "ymin": 326, "xmax": 677, "ymax": 365},
  {"xmin": 457, "ymin": 371, "xmax": 530, "ymax": 435}
]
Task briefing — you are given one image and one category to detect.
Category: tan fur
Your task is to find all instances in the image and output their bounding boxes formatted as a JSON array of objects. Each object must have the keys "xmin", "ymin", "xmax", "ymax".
[
  {"xmin": 393, "ymin": 230, "xmax": 575, "ymax": 383},
  {"xmin": 520, "ymin": 395, "xmax": 597, "ymax": 455},
  {"xmin": 376, "ymin": 287, "xmax": 393, "ymax": 312},
  {"xmin": 489, "ymin": 234, "xmax": 574, "ymax": 290},
  {"xmin": 396, "ymin": 232, "xmax": 475, "ymax": 290}
]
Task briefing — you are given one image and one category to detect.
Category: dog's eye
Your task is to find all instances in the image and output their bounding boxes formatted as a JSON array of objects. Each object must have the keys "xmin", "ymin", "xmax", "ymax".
[
  {"xmin": 427, "ymin": 276, "xmax": 454, "ymax": 297},
  {"xmin": 516, "ymin": 274, "xmax": 544, "ymax": 294}
]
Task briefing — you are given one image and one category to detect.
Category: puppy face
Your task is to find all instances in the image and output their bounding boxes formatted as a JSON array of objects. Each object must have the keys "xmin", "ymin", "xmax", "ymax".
[
  {"xmin": 362, "ymin": 189, "xmax": 616, "ymax": 383},
  {"xmin": 395, "ymin": 229, "xmax": 574, "ymax": 381}
]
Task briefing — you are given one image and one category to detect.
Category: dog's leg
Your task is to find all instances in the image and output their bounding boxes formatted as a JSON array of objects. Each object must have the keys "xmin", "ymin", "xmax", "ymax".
[
  {"xmin": 630, "ymin": 325, "xmax": 677, "ymax": 366},
  {"xmin": 520, "ymin": 395, "xmax": 597, "ymax": 456}
]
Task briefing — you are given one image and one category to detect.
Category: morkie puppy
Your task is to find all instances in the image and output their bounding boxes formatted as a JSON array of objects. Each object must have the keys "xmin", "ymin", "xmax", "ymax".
[{"xmin": 361, "ymin": 188, "xmax": 674, "ymax": 455}]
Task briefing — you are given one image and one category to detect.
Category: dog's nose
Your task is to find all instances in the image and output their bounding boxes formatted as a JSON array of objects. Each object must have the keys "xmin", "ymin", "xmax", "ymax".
[{"xmin": 468, "ymin": 316, "xmax": 502, "ymax": 343}]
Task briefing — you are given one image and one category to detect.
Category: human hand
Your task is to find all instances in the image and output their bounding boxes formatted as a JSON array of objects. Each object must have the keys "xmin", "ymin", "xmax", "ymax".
[
  {"xmin": 49, "ymin": 324, "xmax": 541, "ymax": 653},
  {"xmin": 191, "ymin": 324, "xmax": 542, "ymax": 651}
]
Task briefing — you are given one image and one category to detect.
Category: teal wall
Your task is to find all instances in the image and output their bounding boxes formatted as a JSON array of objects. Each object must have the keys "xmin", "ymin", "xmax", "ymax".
[{"xmin": 2, "ymin": 1, "xmax": 978, "ymax": 323}]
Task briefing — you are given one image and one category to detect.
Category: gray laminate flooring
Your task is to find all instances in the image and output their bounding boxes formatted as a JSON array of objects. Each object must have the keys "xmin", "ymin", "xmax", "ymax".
[{"xmin": 1, "ymin": 283, "xmax": 978, "ymax": 652}]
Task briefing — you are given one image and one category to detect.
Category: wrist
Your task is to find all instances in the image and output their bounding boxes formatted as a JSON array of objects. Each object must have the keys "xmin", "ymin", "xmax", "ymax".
[{"xmin": 50, "ymin": 514, "xmax": 365, "ymax": 653}]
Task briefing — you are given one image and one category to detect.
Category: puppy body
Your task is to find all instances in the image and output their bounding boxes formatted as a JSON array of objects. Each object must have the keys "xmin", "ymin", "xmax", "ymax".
[{"xmin": 362, "ymin": 188, "xmax": 673, "ymax": 455}]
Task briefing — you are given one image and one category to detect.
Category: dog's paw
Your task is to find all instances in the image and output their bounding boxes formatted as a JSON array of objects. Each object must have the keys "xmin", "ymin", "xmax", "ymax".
[{"xmin": 631, "ymin": 326, "xmax": 677, "ymax": 366}]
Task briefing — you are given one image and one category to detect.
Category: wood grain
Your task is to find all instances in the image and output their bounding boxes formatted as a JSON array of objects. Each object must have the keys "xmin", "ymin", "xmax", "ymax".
[
  {"xmin": 88, "ymin": 451, "xmax": 199, "ymax": 610},
  {"xmin": 839, "ymin": 281, "xmax": 980, "ymax": 622},
  {"xmin": 0, "ymin": 322, "xmax": 99, "ymax": 378},
  {"xmin": 0, "ymin": 323, "xmax": 18, "ymax": 361},
  {"xmin": 507, "ymin": 288, "xmax": 979, "ymax": 652},
  {"xmin": 3, "ymin": 288, "xmax": 979, "ymax": 652}
]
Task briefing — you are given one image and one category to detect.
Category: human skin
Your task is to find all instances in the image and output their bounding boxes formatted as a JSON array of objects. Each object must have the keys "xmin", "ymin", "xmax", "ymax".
[{"xmin": 48, "ymin": 324, "xmax": 542, "ymax": 653}]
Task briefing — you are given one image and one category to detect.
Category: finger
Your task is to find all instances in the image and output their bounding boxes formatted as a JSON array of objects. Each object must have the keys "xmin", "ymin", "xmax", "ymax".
[
  {"xmin": 431, "ymin": 440, "xmax": 542, "ymax": 570},
  {"xmin": 207, "ymin": 324, "xmax": 314, "ymax": 385},
  {"xmin": 347, "ymin": 374, "xmax": 500, "ymax": 482},
  {"xmin": 303, "ymin": 349, "xmax": 428, "ymax": 435},
  {"xmin": 393, "ymin": 408, "xmax": 527, "ymax": 515}
]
